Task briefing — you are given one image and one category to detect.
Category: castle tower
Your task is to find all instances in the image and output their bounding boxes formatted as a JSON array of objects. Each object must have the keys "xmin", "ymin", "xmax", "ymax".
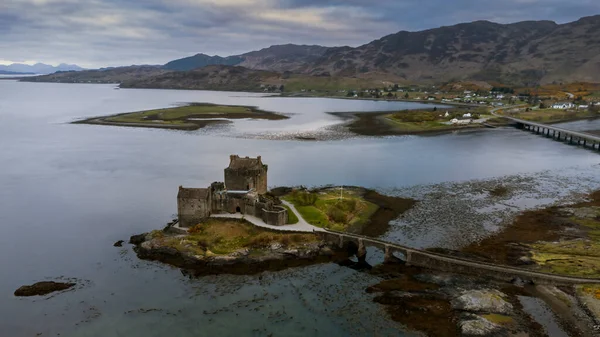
[{"xmin": 224, "ymin": 155, "xmax": 268, "ymax": 194}]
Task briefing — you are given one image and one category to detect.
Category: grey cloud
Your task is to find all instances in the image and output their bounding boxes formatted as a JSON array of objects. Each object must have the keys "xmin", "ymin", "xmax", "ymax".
[{"xmin": 1, "ymin": 0, "xmax": 599, "ymax": 67}]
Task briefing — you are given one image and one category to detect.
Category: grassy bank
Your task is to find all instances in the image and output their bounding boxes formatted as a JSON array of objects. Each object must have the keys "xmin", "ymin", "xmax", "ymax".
[
  {"xmin": 340, "ymin": 108, "xmax": 488, "ymax": 136},
  {"xmin": 462, "ymin": 190, "xmax": 600, "ymax": 278},
  {"xmin": 283, "ymin": 188, "xmax": 378, "ymax": 231},
  {"xmin": 152, "ymin": 219, "xmax": 317, "ymax": 256},
  {"xmin": 506, "ymin": 108, "xmax": 598, "ymax": 123},
  {"xmin": 74, "ymin": 103, "xmax": 287, "ymax": 130},
  {"xmin": 281, "ymin": 187, "xmax": 415, "ymax": 234}
]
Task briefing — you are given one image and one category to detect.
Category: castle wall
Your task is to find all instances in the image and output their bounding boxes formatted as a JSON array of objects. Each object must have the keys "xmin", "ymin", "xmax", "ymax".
[
  {"xmin": 224, "ymin": 169, "xmax": 267, "ymax": 194},
  {"xmin": 262, "ymin": 206, "xmax": 287, "ymax": 226},
  {"xmin": 178, "ymin": 197, "xmax": 210, "ymax": 228}
]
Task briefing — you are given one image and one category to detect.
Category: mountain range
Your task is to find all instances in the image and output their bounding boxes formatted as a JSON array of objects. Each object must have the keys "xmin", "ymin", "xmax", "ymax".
[
  {"xmin": 21, "ymin": 15, "xmax": 600, "ymax": 87},
  {"xmin": 162, "ymin": 15, "xmax": 600, "ymax": 85},
  {"xmin": 0, "ymin": 63, "xmax": 83, "ymax": 75}
]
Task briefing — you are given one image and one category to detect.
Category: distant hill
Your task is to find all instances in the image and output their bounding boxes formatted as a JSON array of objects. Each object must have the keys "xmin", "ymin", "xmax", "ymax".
[
  {"xmin": 163, "ymin": 44, "xmax": 330, "ymax": 72},
  {"xmin": 236, "ymin": 44, "xmax": 330, "ymax": 72},
  {"xmin": 121, "ymin": 65, "xmax": 282, "ymax": 91},
  {"xmin": 161, "ymin": 16, "xmax": 600, "ymax": 85},
  {"xmin": 20, "ymin": 66, "xmax": 167, "ymax": 83},
  {"xmin": 296, "ymin": 15, "xmax": 600, "ymax": 85},
  {"xmin": 0, "ymin": 63, "xmax": 83, "ymax": 75},
  {"xmin": 163, "ymin": 54, "xmax": 244, "ymax": 71},
  {"xmin": 22, "ymin": 15, "xmax": 600, "ymax": 88},
  {"xmin": 0, "ymin": 70, "xmax": 34, "ymax": 75}
]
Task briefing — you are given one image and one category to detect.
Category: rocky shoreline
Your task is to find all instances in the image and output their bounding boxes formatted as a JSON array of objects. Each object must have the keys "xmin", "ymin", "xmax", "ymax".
[
  {"xmin": 129, "ymin": 221, "xmax": 349, "ymax": 277},
  {"xmin": 366, "ymin": 262, "xmax": 599, "ymax": 337}
]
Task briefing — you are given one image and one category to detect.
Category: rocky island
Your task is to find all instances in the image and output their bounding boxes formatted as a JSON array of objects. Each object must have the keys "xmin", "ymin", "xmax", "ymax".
[{"xmin": 130, "ymin": 155, "xmax": 416, "ymax": 276}]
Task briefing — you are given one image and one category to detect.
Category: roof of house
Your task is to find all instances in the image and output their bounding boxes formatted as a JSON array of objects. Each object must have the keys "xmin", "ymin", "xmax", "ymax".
[
  {"xmin": 177, "ymin": 187, "xmax": 209, "ymax": 199},
  {"xmin": 227, "ymin": 155, "xmax": 265, "ymax": 171}
]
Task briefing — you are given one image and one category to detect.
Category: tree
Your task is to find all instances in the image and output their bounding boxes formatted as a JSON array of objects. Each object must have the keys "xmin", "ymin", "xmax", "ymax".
[
  {"xmin": 279, "ymin": 85, "xmax": 285, "ymax": 92},
  {"xmin": 433, "ymin": 107, "xmax": 437, "ymax": 112},
  {"xmin": 404, "ymin": 93, "xmax": 409, "ymax": 99}
]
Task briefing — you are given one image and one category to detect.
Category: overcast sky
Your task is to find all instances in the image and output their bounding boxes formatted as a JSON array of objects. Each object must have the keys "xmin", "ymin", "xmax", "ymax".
[{"xmin": 2, "ymin": 0, "xmax": 599, "ymax": 68}]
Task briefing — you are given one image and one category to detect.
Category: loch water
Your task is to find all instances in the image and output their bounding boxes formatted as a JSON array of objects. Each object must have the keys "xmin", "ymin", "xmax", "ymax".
[{"xmin": 1, "ymin": 81, "xmax": 599, "ymax": 336}]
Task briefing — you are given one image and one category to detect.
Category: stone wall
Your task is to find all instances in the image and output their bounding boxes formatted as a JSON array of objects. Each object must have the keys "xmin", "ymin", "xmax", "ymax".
[
  {"xmin": 262, "ymin": 206, "xmax": 287, "ymax": 226},
  {"xmin": 178, "ymin": 196, "xmax": 210, "ymax": 228},
  {"xmin": 224, "ymin": 168, "xmax": 267, "ymax": 194}
]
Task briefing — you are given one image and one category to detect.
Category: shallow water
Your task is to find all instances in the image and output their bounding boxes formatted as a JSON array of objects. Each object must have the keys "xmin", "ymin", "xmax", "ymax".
[{"xmin": 1, "ymin": 80, "xmax": 599, "ymax": 336}]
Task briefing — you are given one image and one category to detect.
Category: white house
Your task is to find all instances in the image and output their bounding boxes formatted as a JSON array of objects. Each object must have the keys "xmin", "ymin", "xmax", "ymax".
[
  {"xmin": 463, "ymin": 113, "xmax": 472, "ymax": 118},
  {"xmin": 551, "ymin": 102, "xmax": 575, "ymax": 110},
  {"xmin": 578, "ymin": 105, "xmax": 589, "ymax": 110},
  {"xmin": 444, "ymin": 111, "xmax": 450, "ymax": 117}
]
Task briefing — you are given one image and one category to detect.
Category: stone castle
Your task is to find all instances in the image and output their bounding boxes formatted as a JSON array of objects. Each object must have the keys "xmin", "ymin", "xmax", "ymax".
[{"xmin": 177, "ymin": 155, "xmax": 288, "ymax": 227}]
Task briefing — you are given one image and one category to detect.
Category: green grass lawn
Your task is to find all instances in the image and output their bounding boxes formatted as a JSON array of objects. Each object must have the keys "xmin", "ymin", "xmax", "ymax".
[
  {"xmin": 283, "ymin": 189, "xmax": 379, "ymax": 231},
  {"xmin": 106, "ymin": 104, "xmax": 260, "ymax": 123},
  {"xmin": 282, "ymin": 204, "xmax": 299, "ymax": 224}
]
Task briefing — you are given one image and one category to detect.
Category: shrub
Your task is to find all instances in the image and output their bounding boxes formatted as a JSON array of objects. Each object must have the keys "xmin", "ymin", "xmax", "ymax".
[
  {"xmin": 188, "ymin": 224, "xmax": 204, "ymax": 234},
  {"xmin": 327, "ymin": 205, "xmax": 347, "ymax": 223},
  {"xmin": 291, "ymin": 190, "xmax": 318, "ymax": 206},
  {"xmin": 338, "ymin": 199, "xmax": 357, "ymax": 212}
]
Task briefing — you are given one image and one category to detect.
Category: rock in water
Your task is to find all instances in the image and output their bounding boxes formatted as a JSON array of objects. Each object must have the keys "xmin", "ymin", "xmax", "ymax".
[
  {"xmin": 459, "ymin": 315, "xmax": 502, "ymax": 336},
  {"xmin": 14, "ymin": 281, "xmax": 76, "ymax": 297},
  {"xmin": 129, "ymin": 233, "xmax": 148, "ymax": 245},
  {"xmin": 113, "ymin": 240, "xmax": 125, "ymax": 247},
  {"xmin": 451, "ymin": 289, "xmax": 513, "ymax": 314}
]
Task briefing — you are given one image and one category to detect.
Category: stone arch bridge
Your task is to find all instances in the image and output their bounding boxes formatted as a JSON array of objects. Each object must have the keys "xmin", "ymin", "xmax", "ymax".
[{"xmin": 317, "ymin": 230, "xmax": 600, "ymax": 286}]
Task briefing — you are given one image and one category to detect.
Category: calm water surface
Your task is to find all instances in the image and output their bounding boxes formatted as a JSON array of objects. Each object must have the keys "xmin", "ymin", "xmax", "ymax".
[{"xmin": 1, "ymin": 81, "xmax": 599, "ymax": 337}]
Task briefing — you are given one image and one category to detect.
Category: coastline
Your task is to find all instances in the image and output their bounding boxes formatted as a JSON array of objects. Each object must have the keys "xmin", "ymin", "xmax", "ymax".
[
  {"xmin": 129, "ymin": 218, "xmax": 349, "ymax": 277},
  {"xmin": 329, "ymin": 110, "xmax": 490, "ymax": 137}
]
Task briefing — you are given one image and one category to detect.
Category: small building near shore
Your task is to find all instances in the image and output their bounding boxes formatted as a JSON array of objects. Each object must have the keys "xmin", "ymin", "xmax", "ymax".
[{"xmin": 551, "ymin": 102, "xmax": 575, "ymax": 110}]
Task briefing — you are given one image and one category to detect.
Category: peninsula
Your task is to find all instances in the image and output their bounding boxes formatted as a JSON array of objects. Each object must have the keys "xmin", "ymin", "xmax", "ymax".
[{"xmin": 74, "ymin": 103, "xmax": 288, "ymax": 130}]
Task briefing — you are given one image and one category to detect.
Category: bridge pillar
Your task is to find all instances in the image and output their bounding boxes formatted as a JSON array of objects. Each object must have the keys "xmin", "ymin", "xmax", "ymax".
[
  {"xmin": 383, "ymin": 245, "xmax": 402, "ymax": 264},
  {"xmin": 405, "ymin": 250, "xmax": 412, "ymax": 266},
  {"xmin": 338, "ymin": 235, "xmax": 344, "ymax": 248},
  {"xmin": 357, "ymin": 239, "xmax": 366, "ymax": 263}
]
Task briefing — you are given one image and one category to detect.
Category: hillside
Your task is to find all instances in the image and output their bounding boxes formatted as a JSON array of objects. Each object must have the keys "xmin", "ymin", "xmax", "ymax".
[
  {"xmin": 300, "ymin": 16, "xmax": 600, "ymax": 85},
  {"xmin": 237, "ymin": 44, "xmax": 330, "ymax": 72},
  {"xmin": 20, "ymin": 66, "xmax": 169, "ymax": 83},
  {"xmin": 163, "ymin": 44, "xmax": 330, "ymax": 72},
  {"xmin": 120, "ymin": 65, "xmax": 283, "ymax": 91},
  {"xmin": 163, "ymin": 54, "xmax": 243, "ymax": 71}
]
